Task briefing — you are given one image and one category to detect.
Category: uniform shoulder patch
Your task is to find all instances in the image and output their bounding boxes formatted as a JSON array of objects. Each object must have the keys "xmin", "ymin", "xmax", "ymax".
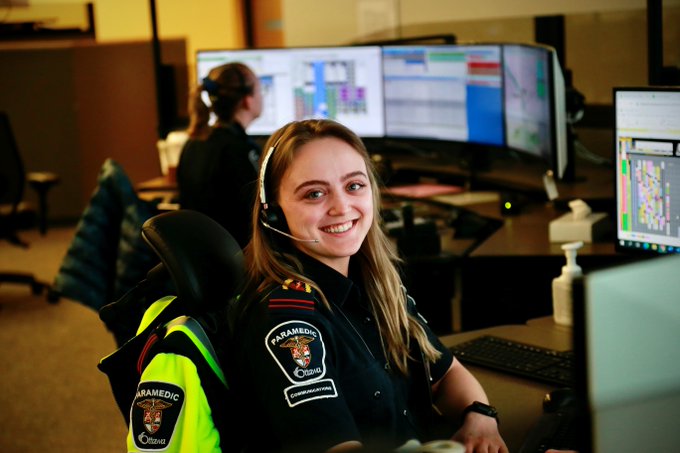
[
  {"xmin": 265, "ymin": 320, "xmax": 327, "ymax": 384},
  {"xmin": 130, "ymin": 381, "xmax": 184, "ymax": 450},
  {"xmin": 267, "ymin": 280, "xmax": 316, "ymax": 312}
]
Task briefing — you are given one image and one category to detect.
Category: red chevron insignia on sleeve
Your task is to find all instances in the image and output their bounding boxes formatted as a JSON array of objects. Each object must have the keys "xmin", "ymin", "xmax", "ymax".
[{"xmin": 268, "ymin": 298, "xmax": 315, "ymax": 311}]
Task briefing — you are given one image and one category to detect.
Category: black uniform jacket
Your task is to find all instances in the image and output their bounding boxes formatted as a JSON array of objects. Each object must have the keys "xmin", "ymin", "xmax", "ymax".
[
  {"xmin": 177, "ymin": 123, "xmax": 260, "ymax": 249},
  {"xmin": 235, "ymin": 253, "xmax": 454, "ymax": 452}
]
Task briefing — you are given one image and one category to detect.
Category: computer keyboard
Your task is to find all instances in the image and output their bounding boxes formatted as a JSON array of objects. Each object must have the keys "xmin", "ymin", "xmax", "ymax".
[{"xmin": 449, "ymin": 335, "xmax": 574, "ymax": 387}]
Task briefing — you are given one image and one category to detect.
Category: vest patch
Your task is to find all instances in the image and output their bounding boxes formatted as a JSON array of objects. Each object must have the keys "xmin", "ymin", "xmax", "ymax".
[
  {"xmin": 265, "ymin": 320, "xmax": 327, "ymax": 384},
  {"xmin": 131, "ymin": 381, "xmax": 184, "ymax": 450}
]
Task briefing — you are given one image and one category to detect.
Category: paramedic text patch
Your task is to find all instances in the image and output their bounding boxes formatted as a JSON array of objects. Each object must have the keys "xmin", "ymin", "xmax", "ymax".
[
  {"xmin": 266, "ymin": 320, "xmax": 327, "ymax": 384},
  {"xmin": 131, "ymin": 381, "xmax": 184, "ymax": 450}
]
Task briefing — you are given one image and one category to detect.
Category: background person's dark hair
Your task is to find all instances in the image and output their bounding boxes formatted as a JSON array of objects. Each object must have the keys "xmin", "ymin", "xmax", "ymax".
[{"xmin": 187, "ymin": 62, "xmax": 256, "ymax": 139}]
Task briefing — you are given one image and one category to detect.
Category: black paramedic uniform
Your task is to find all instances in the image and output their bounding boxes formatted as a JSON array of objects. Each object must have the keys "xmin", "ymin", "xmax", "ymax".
[
  {"xmin": 236, "ymin": 253, "xmax": 455, "ymax": 452},
  {"xmin": 177, "ymin": 123, "xmax": 260, "ymax": 249}
]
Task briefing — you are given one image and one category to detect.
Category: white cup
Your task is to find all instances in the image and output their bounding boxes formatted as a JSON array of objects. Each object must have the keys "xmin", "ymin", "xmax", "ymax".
[{"xmin": 157, "ymin": 131, "xmax": 188, "ymax": 182}]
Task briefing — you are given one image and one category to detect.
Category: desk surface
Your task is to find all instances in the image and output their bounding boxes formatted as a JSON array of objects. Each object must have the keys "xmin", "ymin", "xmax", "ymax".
[
  {"xmin": 136, "ymin": 175, "xmax": 178, "ymax": 191},
  {"xmin": 388, "ymin": 151, "xmax": 614, "ymax": 203},
  {"xmin": 383, "ymin": 157, "xmax": 620, "ymax": 259},
  {"xmin": 466, "ymin": 201, "xmax": 618, "ymax": 258},
  {"xmin": 440, "ymin": 317, "xmax": 572, "ymax": 452}
]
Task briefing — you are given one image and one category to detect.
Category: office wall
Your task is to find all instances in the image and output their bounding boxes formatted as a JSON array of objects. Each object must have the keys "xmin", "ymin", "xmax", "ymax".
[
  {"xmin": 0, "ymin": 44, "xmax": 83, "ymax": 220},
  {"xmin": 281, "ymin": 0, "xmax": 680, "ymax": 105},
  {"xmin": 15, "ymin": 1, "xmax": 678, "ymax": 105},
  {"xmin": 3, "ymin": 0, "xmax": 245, "ymax": 85},
  {"xmin": 3, "ymin": 0, "xmax": 678, "ymax": 221},
  {"xmin": 0, "ymin": 39, "xmax": 186, "ymax": 221},
  {"xmin": 1, "ymin": 1, "xmax": 245, "ymax": 222},
  {"xmin": 93, "ymin": 0, "xmax": 245, "ymax": 89},
  {"xmin": 282, "ymin": 0, "xmax": 650, "ymax": 46}
]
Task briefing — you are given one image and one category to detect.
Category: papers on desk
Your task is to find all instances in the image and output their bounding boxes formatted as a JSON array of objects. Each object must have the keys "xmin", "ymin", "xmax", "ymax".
[
  {"xmin": 382, "ymin": 184, "xmax": 500, "ymax": 207},
  {"xmin": 382, "ymin": 183, "xmax": 464, "ymax": 199},
  {"xmin": 431, "ymin": 191, "xmax": 500, "ymax": 206}
]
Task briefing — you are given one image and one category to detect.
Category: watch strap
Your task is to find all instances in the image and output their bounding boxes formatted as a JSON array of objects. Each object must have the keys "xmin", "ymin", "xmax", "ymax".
[{"xmin": 462, "ymin": 401, "xmax": 499, "ymax": 424}]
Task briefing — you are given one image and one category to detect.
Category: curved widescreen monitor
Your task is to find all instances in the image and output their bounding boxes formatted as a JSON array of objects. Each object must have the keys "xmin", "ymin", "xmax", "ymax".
[
  {"xmin": 195, "ymin": 46, "xmax": 385, "ymax": 138},
  {"xmin": 382, "ymin": 44, "xmax": 504, "ymax": 146},
  {"xmin": 502, "ymin": 44, "xmax": 567, "ymax": 179},
  {"xmin": 196, "ymin": 43, "xmax": 568, "ymax": 180},
  {"xmin": 614, "ymin": 87, "xmax": 680, "ymax": 255}
]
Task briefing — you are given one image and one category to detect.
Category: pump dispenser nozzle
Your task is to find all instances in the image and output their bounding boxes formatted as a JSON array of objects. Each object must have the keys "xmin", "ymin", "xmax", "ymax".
[
  {"xmin": 552, "ymin": 241, "xmax": 584, "ymax": 326},
  {"xmin": 561, "ymin": 241, "xmax": 583, "ymax": 279}
]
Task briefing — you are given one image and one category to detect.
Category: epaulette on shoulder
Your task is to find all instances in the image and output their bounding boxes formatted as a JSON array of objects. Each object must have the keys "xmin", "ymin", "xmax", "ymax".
[{"xmin": 267, "ymin": 278, "xmax": 317, "ymax": 312}]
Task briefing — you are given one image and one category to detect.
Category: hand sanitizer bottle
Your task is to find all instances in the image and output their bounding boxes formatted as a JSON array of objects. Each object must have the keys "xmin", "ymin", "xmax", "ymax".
[{"xmin": 552, "ymin": 241, "xmax": 583, "ymax": 326}]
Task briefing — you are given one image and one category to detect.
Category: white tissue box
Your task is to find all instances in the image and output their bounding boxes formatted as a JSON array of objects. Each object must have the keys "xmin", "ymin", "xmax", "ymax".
[{"xmin": 549, "ymin": 212, "xmax": 609, "ymax": 243}]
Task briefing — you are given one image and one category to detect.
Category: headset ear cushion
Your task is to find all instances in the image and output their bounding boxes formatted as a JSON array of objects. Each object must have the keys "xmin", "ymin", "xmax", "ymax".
[{"xmin": 262, "ymin": 205, "xmax": 285, "ymax": 229}]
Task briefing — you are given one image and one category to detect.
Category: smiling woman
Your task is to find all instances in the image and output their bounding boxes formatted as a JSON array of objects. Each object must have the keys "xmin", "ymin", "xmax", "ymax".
[
  {"xmin": 276, "ymin": 136, "xmax": 374, "ymax": 275},
  {"xmin": 229, "ymin": 119, "xmax": 508, "ymax": 453}
]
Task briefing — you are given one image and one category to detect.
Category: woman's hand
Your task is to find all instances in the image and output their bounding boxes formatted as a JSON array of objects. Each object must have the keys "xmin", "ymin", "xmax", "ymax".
[{"xmin": 451, "ymin": 412, "xmax": 508, "ymax": 453}]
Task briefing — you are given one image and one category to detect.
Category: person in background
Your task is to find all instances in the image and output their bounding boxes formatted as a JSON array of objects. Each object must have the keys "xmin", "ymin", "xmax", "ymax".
[
  {"xmin": 177, "ymin": 62, "xmax": 263, "ymax": 248},
  {"xmin": 231, "ymin": 119, "xmax": 508, "ymax": 452}
]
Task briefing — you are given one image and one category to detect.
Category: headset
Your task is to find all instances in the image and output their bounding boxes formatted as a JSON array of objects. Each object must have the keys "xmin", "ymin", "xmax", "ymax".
[
  {"xmin": 258, "ymin": 140, "xmax": 284, "ymax": 228},
  {"xmin": 258, "ymin": 138, "xmax": 319, "ymax": 244}
]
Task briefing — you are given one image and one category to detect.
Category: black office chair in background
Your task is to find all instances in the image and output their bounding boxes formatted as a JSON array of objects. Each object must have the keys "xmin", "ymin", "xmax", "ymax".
[{"xmin": 0, "ymin": 111, "xmax": 60, "ymax": 294}]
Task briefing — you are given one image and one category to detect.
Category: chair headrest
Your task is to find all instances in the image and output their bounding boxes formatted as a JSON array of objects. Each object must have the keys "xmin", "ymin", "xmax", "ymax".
[{"xmin": 141, "ymin": 209, "xmax": 245, "ymax": 315}]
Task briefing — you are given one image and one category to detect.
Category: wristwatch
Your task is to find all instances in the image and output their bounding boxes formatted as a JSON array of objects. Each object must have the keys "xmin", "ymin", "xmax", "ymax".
[{"xmin": 462, "ymin": 401, "xmax": 499, "ymax": 424}]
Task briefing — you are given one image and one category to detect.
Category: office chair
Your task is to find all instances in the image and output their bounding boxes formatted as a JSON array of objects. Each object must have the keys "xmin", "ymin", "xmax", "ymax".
[
  {"xmin": 49, "ymin": 158, "xmax": 159, "ymax": 309},
  {"xmin": 98, "ymin": 209, "xmax": 245, "ymax": 423},
  {"xmin": 0, "ymin": 111, "xmax": 60, "ymax": 294}
]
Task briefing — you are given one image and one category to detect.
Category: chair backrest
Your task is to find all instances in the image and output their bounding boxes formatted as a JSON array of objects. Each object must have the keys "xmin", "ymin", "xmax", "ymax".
[
  {"xmin": 141, "ymin": 209, "xmax": 246, "ymax": 315},
  {"xmin": 98, "ymin": 209, "xmax": 246, "ymax": 426},
  {"xmin": 52, "ymin": 159, "xmax": 159, "ymax": 312},
  {"xmin": 98, "ymin": 208, "xmax": 245, "ymax": 342},
  {"xmin": 0, "ymin": 112, "xmax": 26, "ymax": 213}
]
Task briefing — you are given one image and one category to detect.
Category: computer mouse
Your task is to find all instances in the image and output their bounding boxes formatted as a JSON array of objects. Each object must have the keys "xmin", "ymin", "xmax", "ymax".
[{"xmin": 543, "ymin": 387, "xmax": 576, "ymax": 413}]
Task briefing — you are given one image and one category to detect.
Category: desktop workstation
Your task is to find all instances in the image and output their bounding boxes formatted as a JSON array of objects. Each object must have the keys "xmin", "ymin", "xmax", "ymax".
[
  {"xmin": 442, "ymin": 87, "xmax": 680, "ymax": 452},
  {"xmin": 187, "ymin": 42, "xmax": 581, "ymax": 334},
  {"xmin": 146, "ymin": 43, "xmax": 679, "ymax": 337},
  {"xmin": 140, "ymin": 45, "xmax": 680, "ymax": 451},
  {"xmin": 439, "ymin": 317, "xmax": 572, "ymax": 452},
  {"xmin": 439, "ymin": 251, "xmax": 680, "ymax": 453}
]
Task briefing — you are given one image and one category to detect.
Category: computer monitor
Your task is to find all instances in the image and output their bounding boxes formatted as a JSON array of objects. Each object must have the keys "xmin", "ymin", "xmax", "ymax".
[
  {"xmin": 502, "ymin": 43, "xmax": 568, "ymax": 179},
  {"xmin": 382, "ymin": 44, "xmax": 504, "ymax": 146},
  {"xmin": 613, "ymin": 87, "xmax": 680, "ymax": 255},
  {"xmin": 195, "ymin": 46, "xmax": 386, "ymax": 138},
  {"xmin": 576, "ymin": 253, "xmax": 680, "ymax": 452}
]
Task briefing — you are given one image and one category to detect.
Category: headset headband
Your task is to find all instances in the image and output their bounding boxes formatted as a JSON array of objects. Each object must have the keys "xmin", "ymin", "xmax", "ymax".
[{"xmin": 258, "ymin": 137, "xmax": 281, "ymax": 209}]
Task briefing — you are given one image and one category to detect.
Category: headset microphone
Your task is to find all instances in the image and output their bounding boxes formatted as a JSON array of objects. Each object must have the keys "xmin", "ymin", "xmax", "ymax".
[{"xmin": 260, "ymin": 219, "xmax": 320, "ymax": 243}]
